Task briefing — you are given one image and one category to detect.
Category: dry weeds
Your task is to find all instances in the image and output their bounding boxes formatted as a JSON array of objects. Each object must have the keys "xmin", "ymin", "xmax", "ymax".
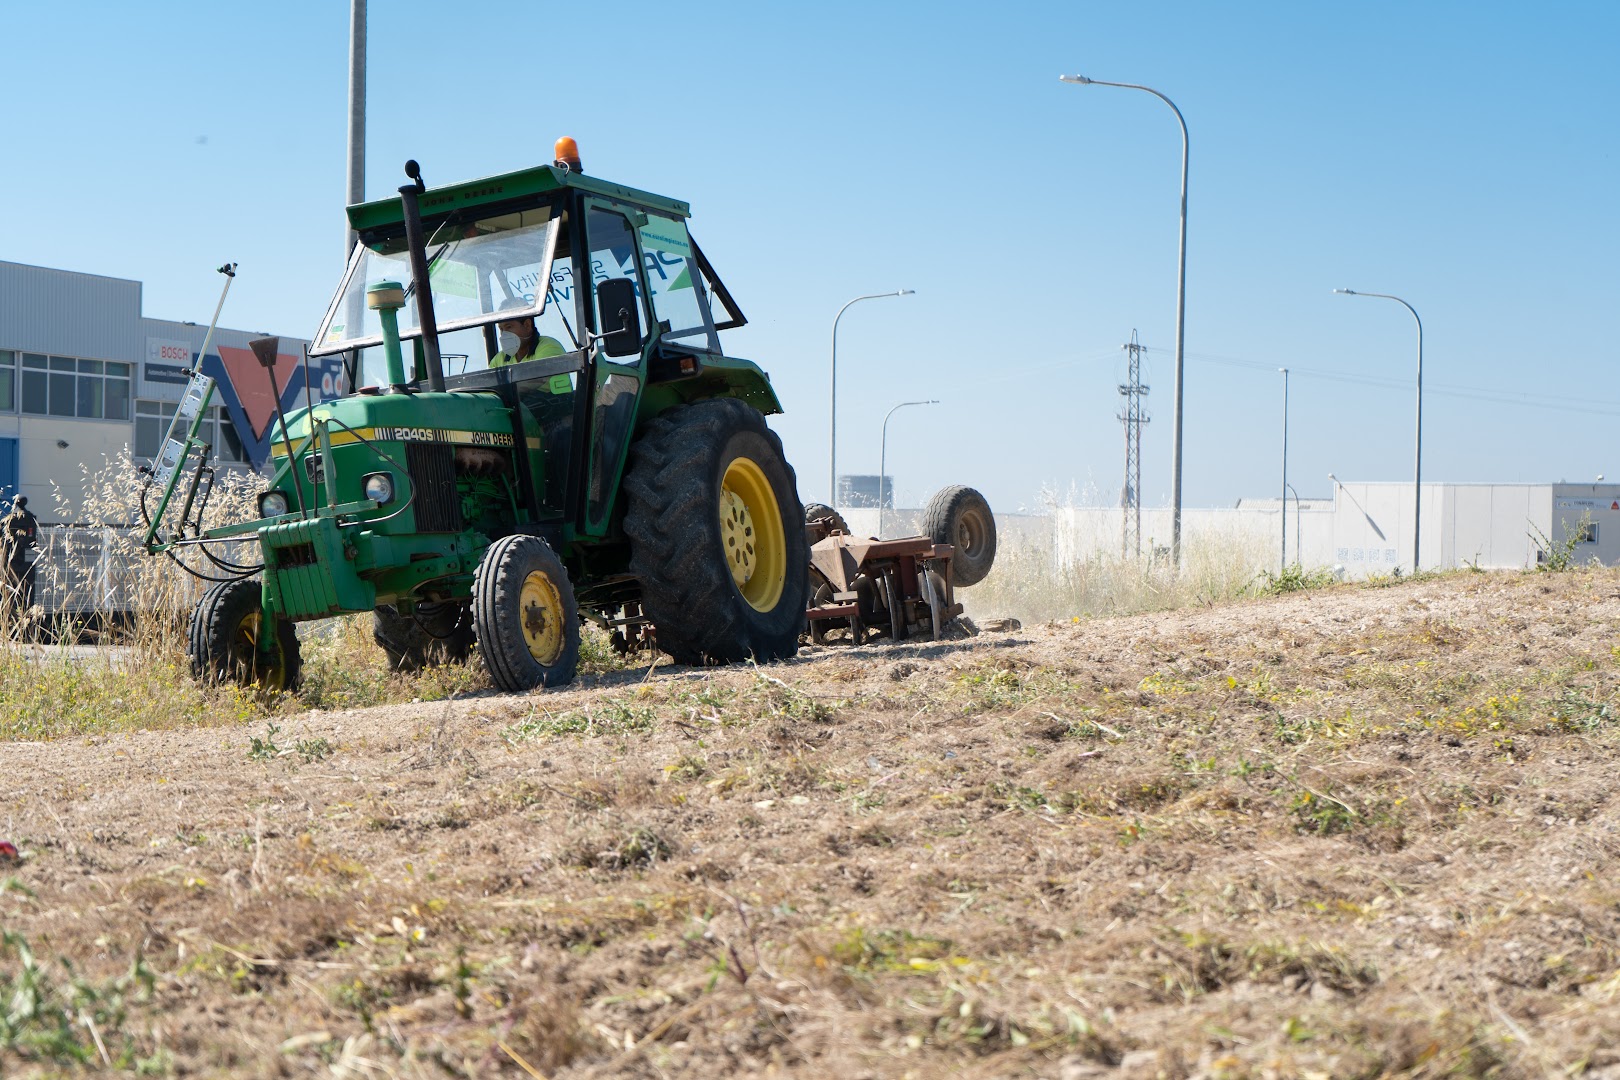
[
  {"xmin": 5, "ymin": 569, "xmax": 1620, "ymax": 1077},
  {"xmin": 961, "ymin": 532, "xmax": 1274, "ymax": 626}
]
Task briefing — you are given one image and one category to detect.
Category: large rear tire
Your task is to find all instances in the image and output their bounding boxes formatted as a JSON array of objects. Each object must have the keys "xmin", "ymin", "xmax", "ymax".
[
  {"xmin": 623, "ymin": 398, "xmax": 809, "ymax": 666},
  {"xmin": 189, "ymin": 577, "xmax": 301, "ymax": 690},
  {"xmin": 372, "ymin": 601, "xmax": 475, "ymax": 672},
  {"xmin": 473, "ymin": 535, "xmax": 580, "ymax": 692},
  {"xmin": 922, "ymin": 485, "xmax": 997, "ymax": 587}
]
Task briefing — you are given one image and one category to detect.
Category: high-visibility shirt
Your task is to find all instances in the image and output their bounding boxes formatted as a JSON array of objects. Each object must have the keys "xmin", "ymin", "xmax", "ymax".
[{"xmin": 490, "ymin": 335, "xmax": 566, "ymax": 368}]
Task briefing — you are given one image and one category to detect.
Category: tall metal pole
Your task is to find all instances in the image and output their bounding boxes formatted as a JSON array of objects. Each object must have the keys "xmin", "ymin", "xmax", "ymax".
[
  {"xmin": 878, "ymin": 399, "xmax": 938, "ymax": 537},
  {"xmin": 830, "ymin": 290, "xmax": 913, "ymax": 505},
  {"xmin": 1279, "ymin": 367, "xmax": 1289, "ymax": 571},
  {"xmin": 345, "ymin": 0, "xmax": 367, "ymax": 259},
  {"xmin": 1061, "ymin": 74, "xmax": 1188, "ymax": 566},
  {"xmin": 1334, "ymin": 289, "xmax": 1423, "ymax": 571}
]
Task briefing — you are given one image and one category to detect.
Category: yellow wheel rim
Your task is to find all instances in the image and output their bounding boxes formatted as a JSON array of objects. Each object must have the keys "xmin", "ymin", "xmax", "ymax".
[
  {"xmin": 519, "ymin": 569, "xmax": 566, "ymax": 664},
  {"xmin": 719, "ymin": 456, "xmax": 786, "ymax": 613},
  {"xmin": 233, "ymin": 611, "xmax": 286, "ymax": 690}
]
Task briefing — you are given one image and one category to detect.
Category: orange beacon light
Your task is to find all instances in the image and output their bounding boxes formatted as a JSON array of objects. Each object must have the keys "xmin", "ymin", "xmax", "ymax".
[{"xmin": 554, "ymin": 137, "xmax": 582, "ymax": 173}]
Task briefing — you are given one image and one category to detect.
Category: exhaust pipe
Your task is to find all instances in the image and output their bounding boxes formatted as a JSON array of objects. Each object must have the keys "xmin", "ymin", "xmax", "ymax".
[{"xmin": 398, "ymin": 159, "xmax": 445, "ymax": 392}]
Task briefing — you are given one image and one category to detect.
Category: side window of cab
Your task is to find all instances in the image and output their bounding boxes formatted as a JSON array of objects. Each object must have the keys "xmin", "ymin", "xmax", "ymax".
[
  {"xmin": 638, "ymin": 215, "xmax": 719, "ymax": 352},
  {"xmin": 586, "ymin": 207, "xmax": 651, "ymax": 366}
]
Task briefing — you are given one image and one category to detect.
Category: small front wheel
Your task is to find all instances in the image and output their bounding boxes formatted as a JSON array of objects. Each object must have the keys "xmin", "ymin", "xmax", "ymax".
[
  {"xmin": 189, "ymin": 577, "xmax": 302, "ymax": 689},
  {"xmin": 473, "ymin": 535, "xmax": 580, "ymax": 692}
]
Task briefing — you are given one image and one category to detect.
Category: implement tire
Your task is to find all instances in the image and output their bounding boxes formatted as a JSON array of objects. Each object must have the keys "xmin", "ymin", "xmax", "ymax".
[
  {"xmin": 922, "ymin": 485, "xmax": 997, "ymax": 587},
  {"xmin": 803, "ymin": 502, "xmax": 850, "ymax": 535},
  {"xmin": 623, "ymin": 398, "xmax": 809, "ymax": 666},
  {"xmin": 373, "ymin": 601, "xmax": 475, "ymax": 672},
  {"xmin": 473, "ymin": 534, "xmax": 579, "ymax": 692},
  {"xmin": 189, "ymin": 577, "xmax": 302, "ymax": 690}
]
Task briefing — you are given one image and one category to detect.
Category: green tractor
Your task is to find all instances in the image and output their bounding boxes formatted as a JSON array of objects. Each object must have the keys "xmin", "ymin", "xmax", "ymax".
[{"xmin": 144, "ymin": 141, "xmax": 808, "ymax": 691}]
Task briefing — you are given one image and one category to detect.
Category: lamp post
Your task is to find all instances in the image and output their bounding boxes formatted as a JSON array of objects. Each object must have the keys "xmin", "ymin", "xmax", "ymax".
[
  {"xmin": 1061, "ymin": 72, "xmax": 1188, "ymax": 566},
  {"xmin": 878, "ymin": 400, "xmax": 938, "ymax": 537},
  {"xmin": 1333, "ymin": 289, "xmax": 1423, "ymax": 572},
  {"xmin": 345, "ymin": 0, "xmax": 366, "ymax": 259},
  {"xmin": 1279, "ymin": 367, "xmax": 1289, "ymax": 571},
  {"xmin": 831, "ymin": 290, "xmax": 913, "ymax": 505}
]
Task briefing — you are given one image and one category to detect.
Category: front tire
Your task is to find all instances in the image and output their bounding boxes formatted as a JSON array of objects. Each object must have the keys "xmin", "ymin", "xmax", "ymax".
[
  {"xmin": 623, "ymin": 398, "xmax": 809, "ymax": 666},
  {"xmin": 473, "ymin": 535, "xmax": 580, "ymax": 692},
  {"xmin": 189, "ymin": 577, "xmax": 301, "ymax": 689}
]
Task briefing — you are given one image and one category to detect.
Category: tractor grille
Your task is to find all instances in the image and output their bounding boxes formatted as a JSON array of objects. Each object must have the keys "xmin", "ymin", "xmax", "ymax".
[{"xmin": 405, "ymin": 443, "xmax": 464, "ymax": 533}]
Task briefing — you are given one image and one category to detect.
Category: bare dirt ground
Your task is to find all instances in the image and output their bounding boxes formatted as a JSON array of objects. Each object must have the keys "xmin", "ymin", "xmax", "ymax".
[{"xmin": 6, "ymin": 569, "xmax": 1620, "ymax": 1078}]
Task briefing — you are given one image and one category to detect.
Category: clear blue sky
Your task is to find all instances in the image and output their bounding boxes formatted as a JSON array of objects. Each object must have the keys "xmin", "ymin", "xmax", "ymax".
[{"xmin": 2, "ymin": 1, "xmax": 1615, "ymax": 514}]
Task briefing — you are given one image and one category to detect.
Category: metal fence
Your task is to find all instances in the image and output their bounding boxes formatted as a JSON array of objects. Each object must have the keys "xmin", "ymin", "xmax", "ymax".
[{"xmin": 23, "ymin": 525, "xmax": 254, "ymax": 619}]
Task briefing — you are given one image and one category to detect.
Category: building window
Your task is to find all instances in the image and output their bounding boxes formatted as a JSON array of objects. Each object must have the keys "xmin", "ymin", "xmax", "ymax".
[
  {"xmin": 0, "ymin": 351, "xmax": 13, "ymax": 411},
  {"xmin": 1579, "ymin": 522, "xmax": 1599, "ymax": 544},
  {"xmin": 135, "ymin": 400, "xmax": 247, "ymax": 464},
  {"xmin": 19, "ymin": 352, "xmax": 130, "ymax": 420}
]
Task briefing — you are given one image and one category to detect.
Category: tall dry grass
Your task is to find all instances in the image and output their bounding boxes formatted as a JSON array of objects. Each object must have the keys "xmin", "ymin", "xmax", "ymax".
[
  {"xmin": 959, "ymin": 528, "xmax": 1276, "ymax": 625},
  {"xmin": 0, "ymin": 455, "xmax": 276, "ymax": 739},
  {"xmin": 1, "ymin": 456, "xmax": 532, "ymax": 741}
]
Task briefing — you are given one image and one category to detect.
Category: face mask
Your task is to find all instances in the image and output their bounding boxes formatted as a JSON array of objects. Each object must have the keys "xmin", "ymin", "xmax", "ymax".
[{"xmin": 499, "ymin": 331, "xmax": 521, "ymax": 354}]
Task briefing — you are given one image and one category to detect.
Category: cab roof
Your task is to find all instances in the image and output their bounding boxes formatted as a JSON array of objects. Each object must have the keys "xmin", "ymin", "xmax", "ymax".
[{"xmin": 346, "ymin": 164, "xmax": 691, "ymax": 239}]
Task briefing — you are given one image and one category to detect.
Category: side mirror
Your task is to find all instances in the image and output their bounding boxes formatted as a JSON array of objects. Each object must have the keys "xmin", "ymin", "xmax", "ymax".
[{"xmin": 596, "ymin": 277, "xmax": 643, "ymax": 358}]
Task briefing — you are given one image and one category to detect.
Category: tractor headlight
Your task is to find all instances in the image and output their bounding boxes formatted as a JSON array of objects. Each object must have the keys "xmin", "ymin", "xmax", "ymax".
[
  {"xmin": 258, "ymin": 490, "xmax": 290, "ymax": 518},
  {"xmin": 362, "ymin": 472, "xmax": 395, "ymax": 505}
]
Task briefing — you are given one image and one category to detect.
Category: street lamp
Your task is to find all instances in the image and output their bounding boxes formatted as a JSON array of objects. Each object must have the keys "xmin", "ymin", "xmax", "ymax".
[
  {"xmin": 1061, "ymin": 72, "xmax": 1189, "ymax": 566},
  {"xmin": 878, "ymin": 399, "xmax": 938, "ymax": 537},
  {"xmin": 1279, "ymin": 367, "xmax": 1289, "ymax": 571},
  {"xmin": 830, "ymin": 290, "xmax": 914, "ymax": 505},
  {"xmin": 1333, "ymin": 289, "xmax": 1423, "ymax": 572},
  {"xmin": 346, "ymin": 0, "xmax": 366, "ymax": 259}
]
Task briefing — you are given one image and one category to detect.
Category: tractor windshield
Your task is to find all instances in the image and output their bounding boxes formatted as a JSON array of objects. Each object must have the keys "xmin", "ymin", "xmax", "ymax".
[{"xmin": 310, "ymin": 203, "xmax": 563, "ymax": 357}]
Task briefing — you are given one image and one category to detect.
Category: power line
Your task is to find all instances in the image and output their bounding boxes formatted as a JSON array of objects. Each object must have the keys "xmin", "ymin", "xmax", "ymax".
[{"xmin": 1140, "ymin": 346, "xmax": 1620, "ymax": 416}]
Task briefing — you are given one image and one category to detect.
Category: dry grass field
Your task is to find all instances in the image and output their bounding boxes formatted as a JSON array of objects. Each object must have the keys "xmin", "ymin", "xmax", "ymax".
[{"xmin": 5, "ymin": 565, "xmax": 1620, "ymax": 1077}]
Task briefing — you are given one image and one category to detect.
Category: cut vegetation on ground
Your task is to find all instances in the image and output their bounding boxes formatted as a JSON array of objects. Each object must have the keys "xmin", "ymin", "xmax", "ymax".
[{"xmin": 6, "ymin": 569, "xmax": 1620, "ymax": 1077}]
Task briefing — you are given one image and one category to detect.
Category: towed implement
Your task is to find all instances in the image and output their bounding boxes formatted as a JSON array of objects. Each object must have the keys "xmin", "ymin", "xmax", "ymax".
[
  {"xmin": 802, "ymin": 484, "xmax": 997, "ymax": 645},
  {"xmin": 144, "ymin": 140, "xmax": 808, "ymax": 691}
]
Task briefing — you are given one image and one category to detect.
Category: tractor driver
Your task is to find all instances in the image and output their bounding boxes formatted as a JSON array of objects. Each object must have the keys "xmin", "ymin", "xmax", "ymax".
[{"xmin": 490, "ymin": 297, "xmax": 566, "ymax": 368}]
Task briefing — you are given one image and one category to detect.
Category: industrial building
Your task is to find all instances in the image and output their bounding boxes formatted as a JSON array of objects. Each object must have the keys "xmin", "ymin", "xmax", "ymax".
[
  {"xmin": 0, "ymin": 259, "xmax": 343, "ymax": 523},
  {"xmin": 1251, "ymin": 481, "xmax": 1620, "ymax": 573},
  {"xmin": 1039, "ymin": 481, "xmax": 1616, "ymax": 577},
  {"xmin": 842, "ymin": 481, "xmax": 1617, "ymax": 581}
]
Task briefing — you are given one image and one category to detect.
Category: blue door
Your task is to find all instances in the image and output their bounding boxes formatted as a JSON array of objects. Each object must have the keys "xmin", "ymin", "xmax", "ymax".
[{"xmin": 0, "ymin": 438, "xmax": 16, "ymax": 506}]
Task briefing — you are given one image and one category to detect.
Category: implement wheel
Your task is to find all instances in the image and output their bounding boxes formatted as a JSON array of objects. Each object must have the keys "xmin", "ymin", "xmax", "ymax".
[
  {"xmin": 921, "ymin": 485, "xmax": 997, "ymax": 587},
  {"xmin": 189, "ymin": 577, "xmax": 302, "ymax": 690},
  {"xmin": 473, "ymin": 534, "xmax": 579, "ymax": 692},
  {"xmin": 803, "ymin": 502, "xmax": 850, "ymax": 535},
  {"xmin": 373, "ymin": 601, "xmax": 475, "ymax": 672},
  {"xmin": 623, "ymin": 398, "xmax": 809, "ymax": 666}
]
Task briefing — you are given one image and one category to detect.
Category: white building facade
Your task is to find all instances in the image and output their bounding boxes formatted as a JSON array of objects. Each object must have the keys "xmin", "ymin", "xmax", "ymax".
[{"xmin": 840, "ymin": 482, "xmax": 1617, "ymax": 580}]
